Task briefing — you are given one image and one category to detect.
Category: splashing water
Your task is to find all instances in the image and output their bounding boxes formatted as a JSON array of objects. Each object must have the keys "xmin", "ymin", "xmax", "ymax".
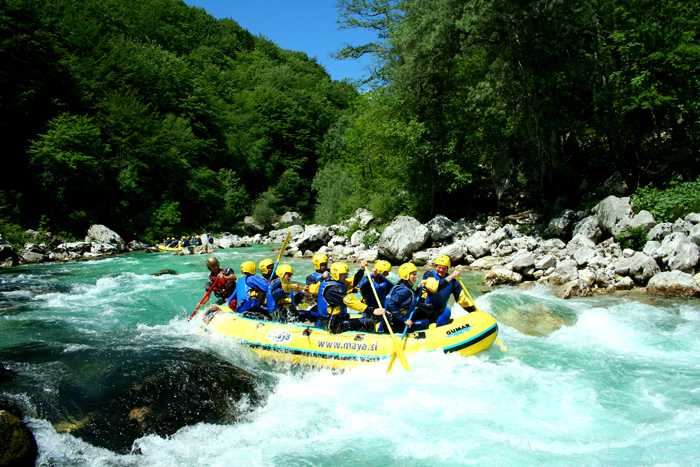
[{"xmin": 2, "ymin": 248, "xmax": 700, "ymax": 466}]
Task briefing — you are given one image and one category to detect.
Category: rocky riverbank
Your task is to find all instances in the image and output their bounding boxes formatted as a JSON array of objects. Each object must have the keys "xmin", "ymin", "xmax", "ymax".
[
  {"xmin": 215, "ymin": 196, "xmax": 700, "ymax": 299},
  {"xmin": 3, "ymin": 196, "xmax": 699, "ymax": 298}
]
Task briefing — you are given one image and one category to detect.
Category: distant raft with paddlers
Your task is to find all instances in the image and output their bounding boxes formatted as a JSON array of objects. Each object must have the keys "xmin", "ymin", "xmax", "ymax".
[
  {"xmin": 157, "ymin": 244, "xmax": 185, "ymax": 252},
  {"xmin": 194, "ymin": 305, "xmax": 499, "ymax": 370}
]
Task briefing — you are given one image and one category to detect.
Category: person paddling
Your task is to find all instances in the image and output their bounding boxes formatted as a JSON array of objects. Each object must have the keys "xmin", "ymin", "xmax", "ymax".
[
  {"xmin": 419, "ymin": 255, "xmax": 474, "ymax": 327},
  {"xmin": 358, "ymin": 260, "xmax": 393, "ymax": 312},
  {"xmin": 384, "ymin": 262, "xmax": 429, "ymax": 332},
  {"xmin": 230, "ymin": 261, "xmax": 270, "ymax": 317},
  {"xmin": 267, "ymin": 264, "xmax": 308, "ymax": 322},
  {"xmin": 259, "ymin": 258, "xmax": 278, "ymax": 282},
  {"xmin": 318, "ymin": 262, "xmax": 385, "ymax": 334},
  {"xmin": 204, "ymin": 257, "xmax": 237, "ymax": 305}
]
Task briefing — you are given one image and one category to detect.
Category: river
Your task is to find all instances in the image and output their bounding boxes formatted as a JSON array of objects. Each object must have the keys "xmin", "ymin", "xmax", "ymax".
[{"xmin": 1, "ymin": 246, "xmax": 700, "ymax": 466}]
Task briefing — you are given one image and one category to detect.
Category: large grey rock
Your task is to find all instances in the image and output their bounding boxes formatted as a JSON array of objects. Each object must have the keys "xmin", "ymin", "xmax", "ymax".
[
  {"xmin": 554, "ymin": 259, "xmax": 579, "ymax": 284},
  {"xmin": 509, "ymin": 249, "xmax": 535, "ymax": 272},
  {"xmin": 469, "ymin": 256, "xmax": 508, "ymax": 270},
  {"xmin": 648, "ymin": 222, "xmax": 673, "ymax": 241},
  {"xmin": 656, "ymin": 232, "xmax": 700, "ymax": 273},
  {"xmin": 464, "ymin": 232, "xmax": 493, "ymax": 259},
  {"xmin": 278, "ymin": 211, "xmax": 303, "ymax": 226},
  {"xmin": 592, "ymin": 196, "xmax": 634, "ymax": 236},
  {"xmin": 535, "ymin": 254, "xmax": 557, "ymax": 270},
  {"xmin": 439, "ymin": 240, "xmax": 468, "ymax": 264},
  {"xmin": 646, "ymin": 271, "xmax": 700, "ymax": 298},
  {"xmin": 629, "ymin": 210, "xmax": 656, "ymax": 233},
  {"xmin": 572, "ymin": 246, "xmax": 596, "ymax": 266},
  {"xmin": 547, "ymin": 209, "xmax": 577, "ymax": 238},
  {"xmin": 571, "ymin": 216, "xmax": 602, "ymax": 243},
  {"xmin": 269, "ymin": 225, "xmax": 303, "ymax": 243},
  {"xmin": 350, "ymin": 230, "xmax": 367, "ymax": 247},
  {"xmin": 378, "ymin": 216, "xmax": 430, "ymax": 263},
  {"xmin": 426, "ymin": 215, "xmax": 455, "ymax": 241},
  {"xmin": 612, "ymin": 252, "xmax": 660, "ymax": 285},
  {"xmin": 690, "ymin": 224, "xmax": 700, "ymax": 246},
  {"xmin": 686, "ymin": 213, "xmax": 700, "ymax": 225},
  {"xmin": 85, "ymin": 225, "xmax": 125, "ymax": 250},
  {"xmin": 295, "ymin": 225, "xmax": 333, "ymax": 252},
  {"xmin": 21, "ymin": 243, "xmax": 48, "ymax": 264},
  {"xmin": 482, "ymin": 267, "xmax": 523, "ymax": 286}
]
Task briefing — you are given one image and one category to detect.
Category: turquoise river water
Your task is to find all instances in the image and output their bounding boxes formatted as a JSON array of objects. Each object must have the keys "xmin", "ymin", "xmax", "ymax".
[{"xmin": 1, "ymin": 245, "xmax": 700, "ymax": 466}]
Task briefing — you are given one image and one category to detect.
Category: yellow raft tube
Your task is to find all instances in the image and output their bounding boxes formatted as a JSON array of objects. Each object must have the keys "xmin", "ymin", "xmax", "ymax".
[
  {"xmin": 157, "ymin": 244, "xmax": 184, "ymax": 252},
  {"xmin": 195, "ymin": 305, "xmax": 499, "ymax": 370}
]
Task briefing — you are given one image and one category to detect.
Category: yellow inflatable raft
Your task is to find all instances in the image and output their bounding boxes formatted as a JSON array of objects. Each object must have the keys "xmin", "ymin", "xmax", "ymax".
[
  {"xmin": 195, "ymin": 305, "xmax": 499, "ymax": 370},
  {"xmin": 157, "ymin": 244, "xmax": 184, "ymax": 252}
]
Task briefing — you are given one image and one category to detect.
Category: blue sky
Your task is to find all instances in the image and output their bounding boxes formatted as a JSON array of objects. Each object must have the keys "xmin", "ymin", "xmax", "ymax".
[{"xmin": 182, "ymin": 0, "xmax": 377, "ymax": 84}]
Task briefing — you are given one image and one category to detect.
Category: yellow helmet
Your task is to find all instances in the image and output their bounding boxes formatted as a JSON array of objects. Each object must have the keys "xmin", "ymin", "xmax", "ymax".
[
  {"xmin": 399, "ymin": 262, "xmax": 418, "ymax": 281},
  {"xmin": 259, "ymin": 258, "xmax": 274, "ymax": 274},
  {"xmin": 435, "ymin": 255, "xmax": 451, "ymax": 268},
  {"xmin": 329, "ymin": 262, "xmax": 349, "ymax": 281},
  {"xmin": 206, "ymin": 257, "xmax": 219, "ymax": 268},
  {"xmin": 240, "ymin": 261, "xmax": 256, "ymax": 275},
  {"xmin": 277, "ymin": 264, "xmax": 293, "ymax": 277},
  {"xmin": 375, "ymin": 260, "xmax": 391, "ymax": 275},
  {"xmin": 312, "ymin": 253, "xmax": 328, "ymax": 270}
]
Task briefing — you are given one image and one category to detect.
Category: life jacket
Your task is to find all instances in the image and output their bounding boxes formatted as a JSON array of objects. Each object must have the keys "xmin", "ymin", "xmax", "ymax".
[
  {"xmin": 266, "ymin": 279, "xmax": 295, "ymax": 315},
  {"xmin": 318, "ymin": 280, "xmax": 346, "ymax": 319},
  {"xmin": 235, "ymin": 275, "xmax": 262, "ymax": 312},
  {"xmin": 363, "ymin": 276, "xmax": 390, "ymax": 307},
  {"xmin": 386, "ymin": 283, "xmax": 414, "ymax": 317},
  {"xmin": 310, "ymin": 272, "xmax": 324, "ymax": 283},
  {"xmin": 425, "ymin": 271, "xmax": 452, "ymax": 309},
  {"xmin": 208, "ymin": 270, "xmax": 235, "ymax": 299}
]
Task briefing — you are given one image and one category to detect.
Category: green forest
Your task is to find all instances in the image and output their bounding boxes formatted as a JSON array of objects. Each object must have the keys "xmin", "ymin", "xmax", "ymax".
[{"xmin": 1, "ymin": 0, "xmax": 699, "ymax": 244}]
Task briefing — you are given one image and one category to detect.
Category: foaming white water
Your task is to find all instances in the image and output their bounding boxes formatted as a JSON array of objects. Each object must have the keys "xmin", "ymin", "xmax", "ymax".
[{"xmin": 5, "ymin": 253, "xmax": 700, "ymax": 466}]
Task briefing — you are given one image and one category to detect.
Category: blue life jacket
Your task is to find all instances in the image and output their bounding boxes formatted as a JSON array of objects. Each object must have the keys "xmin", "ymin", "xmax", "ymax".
[
  {"xmin": 318, "ymin": 280, "xmax": 346, "ymax": 319},
  {"xmin": 266, "ymin": 279, "xmax": 295, "ymax": 315},
  {"xmin": 360, "ymin": 276, "xmax": 390, "ymax": 308},
  {"xmin": 425, "ymin": 271, "xmax": 453, "ymax": 310},
  {"xmin": 234, "ymin": 275, "xmax": 263, "ymax": 312},
  {"xmin": 310, "ymin": 271, "xmax": 324, "ymax": 283}
]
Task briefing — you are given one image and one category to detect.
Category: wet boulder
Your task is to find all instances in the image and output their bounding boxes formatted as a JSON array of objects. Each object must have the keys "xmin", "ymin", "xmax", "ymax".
[
  {"xmin": 646, "ymin": 271, "xmax": 700, "ymax": 298},
  {"xmin": 54, "ymin": 349, "xmax": 266, "ymax": 454},
  {"xmin": 0, "ymin": 409, "xmax": 37, "ymax": 467}
]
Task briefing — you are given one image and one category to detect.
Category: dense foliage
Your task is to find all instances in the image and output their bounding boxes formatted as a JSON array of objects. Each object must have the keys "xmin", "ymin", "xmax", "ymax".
[
  {"xmin": 1, "ymin": 0, "xmax": 355, "ymax": 242},
  {"xmin": 320, "ymin": 0, "xmax": 700, "ymax": 221},
  {"xmin": 631, "ymin": 177, "xmax": 700, "ymax": 222},
  {"xmin": 2, "ymin": 0, "xmax": 699, "ymax": 244}
]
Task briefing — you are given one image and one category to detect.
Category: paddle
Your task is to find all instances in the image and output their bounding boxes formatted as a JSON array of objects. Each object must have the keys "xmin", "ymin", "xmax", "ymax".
[
  {"xmin": 189, "ymin": 277, "xmax": 222, "ymax": 320},
  {"xmin": 386, "ymin": 285, "xmax": 423, "ymax": 374},
  {"xmin": 455, "ymin": 275, "xmax": 507, "ymax": 352},
  {"xmin": 365, "ymin": 266, "xmax": 411, "ymax": 371},
  {"xmin": 269, "ymin": 231, "xmax": 292, "ymax": 280}
]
